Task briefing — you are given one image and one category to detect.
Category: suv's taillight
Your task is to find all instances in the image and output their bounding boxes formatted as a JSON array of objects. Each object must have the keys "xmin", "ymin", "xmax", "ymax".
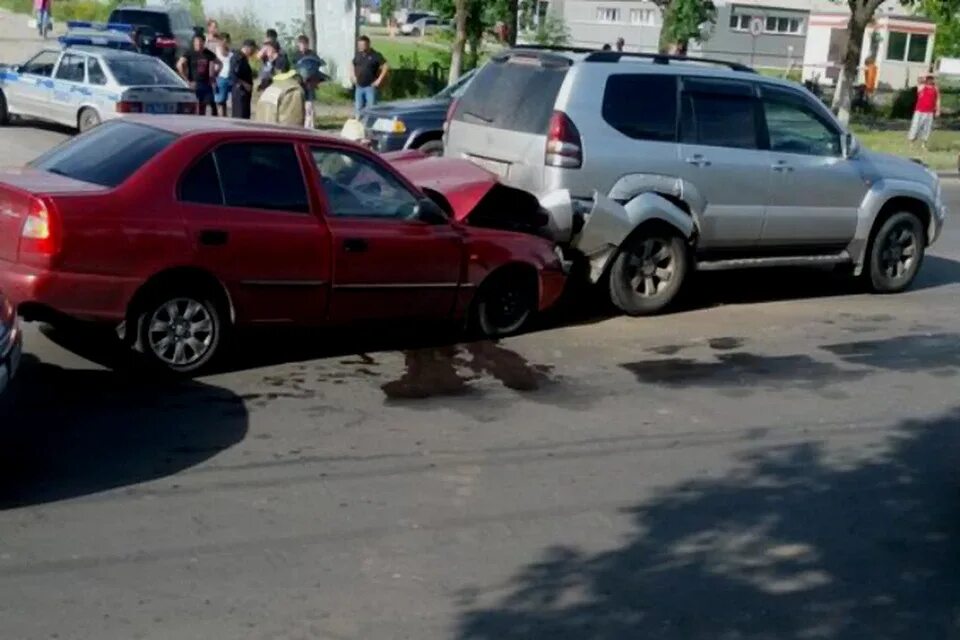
[
  {"xmin": 443, "ymin": 97, "xmax": 459, "ymax": 133},
  {"xmin": 545, "ymin": 111, "xmax": 582, "ymax": 169},
  {"xmin": 19, "ymin": 197, "xmax": 61, "ymax": 259},
  {"xmin": 117, "ymin": 101, "xmax": 143, "ymax": 113}
]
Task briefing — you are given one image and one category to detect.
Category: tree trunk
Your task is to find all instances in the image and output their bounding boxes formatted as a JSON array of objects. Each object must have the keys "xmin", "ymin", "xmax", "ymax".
[
  {"xmin": 832, "ymin": 6, "xmax": 868, "ymax": 125},
  {"xmin": 655, "ymin": 0, "xmax": 674, "ymax": 53},
  {"xmin": 303, "ymin": 0, "xmax": 317, "ymax": 53},
  {"xmin": 508, "ymin": 0, "xmax": 519, "ymax": 46},
  {"xmin": 449, "ymin": 0, "xmax": 468, "ymax": 85}
]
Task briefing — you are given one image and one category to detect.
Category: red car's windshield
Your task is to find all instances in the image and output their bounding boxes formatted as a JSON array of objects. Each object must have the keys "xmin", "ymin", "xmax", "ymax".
[{"xmin": 30, "ymin": 121, "xmax": 176, "ymax": 188}]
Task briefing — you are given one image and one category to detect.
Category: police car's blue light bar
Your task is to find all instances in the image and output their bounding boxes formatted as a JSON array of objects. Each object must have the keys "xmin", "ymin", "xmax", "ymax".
[{"xmin": 65, "ymin": 21, "xmax": 136, "ymax": 33}]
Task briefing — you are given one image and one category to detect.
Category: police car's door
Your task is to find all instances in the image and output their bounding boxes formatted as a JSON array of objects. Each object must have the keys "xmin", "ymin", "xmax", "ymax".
[
  {"xmin": 50, "ymin": 52, "xmax": 88, "ymax": 126},
  {"xmin": 10, "ymin": 50, "xmax": 60, "ymax": 119}
]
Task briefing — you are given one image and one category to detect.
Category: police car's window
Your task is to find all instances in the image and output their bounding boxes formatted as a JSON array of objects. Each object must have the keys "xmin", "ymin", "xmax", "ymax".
[
  {"xmin": 108, "ymin": 58, "xmax": 183, "ymax": 86},
  {"xmin": 55, "ymin": 54, "xmax": 85, "ymax": 83},
  {"xmin": 87, "ymin": 58, "xmax": 107, "ymax": 85},
  {"xmin": 179, "ymin": 153, "xmax": 223, "ymax": 205},
  {"xmin": 30, "ymin": 121, "xmax": 176, "ymax": 188},
  {"xmin": 21, "ymin": 50, "xmax": 59, "ymax": 77},
  {"xmin": 214, "ymin": 143, "xmax": 310, "ymax": 213},
  {"xmin": 311, "ymin": 148, "xmax": 418, "ymax": 219}
]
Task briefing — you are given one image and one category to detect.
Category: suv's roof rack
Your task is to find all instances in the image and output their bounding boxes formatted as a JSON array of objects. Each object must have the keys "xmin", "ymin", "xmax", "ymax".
[
  {"xmin": 510, "ymin": 44, "xmax": 600, "ymax": 55},
  {"xmin": 584, "ymin": 50, "xmax": 755, "ymax": 72}
]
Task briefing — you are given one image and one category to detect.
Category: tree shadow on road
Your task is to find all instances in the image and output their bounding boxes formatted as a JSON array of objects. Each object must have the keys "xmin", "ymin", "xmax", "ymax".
[
  {"xmin": 457, "ymin": 408, "xmax": 960, "ymax": 640},
  {"xmin": 0, "ymin": 354, "xmax": 249, "ymax": 509}
]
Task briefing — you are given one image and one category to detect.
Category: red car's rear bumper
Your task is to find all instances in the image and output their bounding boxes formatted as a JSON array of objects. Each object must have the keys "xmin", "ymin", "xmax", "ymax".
[
  {"xmin": 539, "ymin": 270, "xmax": 566, "ymax": 312},
  {"xmin": 0, "ymin": 260, "xmax": 131, "ymax": 322}
]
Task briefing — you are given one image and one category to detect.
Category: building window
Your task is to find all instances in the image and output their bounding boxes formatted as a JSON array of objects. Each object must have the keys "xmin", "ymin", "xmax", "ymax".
[
  {"xmin": 596, "ymin": 7, "xmax": 621, "ymax": 23},
  {"xmin": 887, "ymin": 31, "xmax": 929, "ymax": 63},
  {"xmin": 630, "ymin": 8, "xmax": 655, "ymax": 26},
  {"xmin": 731, "ymin": 13, "xmax": 802, "ymax": 34}
]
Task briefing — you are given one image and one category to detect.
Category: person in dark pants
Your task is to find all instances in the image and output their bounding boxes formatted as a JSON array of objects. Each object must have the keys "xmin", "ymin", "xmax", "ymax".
[
  {"xmin": 231, "ymin": 39, "xmax": 256, "ymax": 119},
  {"xmin": 177, "ymin": 35, "xmax": 221, "ymax": 116}
]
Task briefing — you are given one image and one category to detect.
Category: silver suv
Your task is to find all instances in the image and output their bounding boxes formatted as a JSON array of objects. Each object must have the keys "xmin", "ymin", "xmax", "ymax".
[{"xmin": 445, "ymin": 47, "xmax": 947, "ymax": 314}]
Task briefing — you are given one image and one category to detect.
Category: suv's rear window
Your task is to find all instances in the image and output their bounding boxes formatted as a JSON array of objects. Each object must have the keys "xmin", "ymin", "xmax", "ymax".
[
  {"xmin": 454, "ymin": 57, "xmax": 568, "ymax": 135},
  {"xmin": 31, "ymin": 121, "xmax": 176, "ymax": 187},
  {"xmin": 602, "ymin": 74, "xmax": 678, "ymax": 142},
  {"xmin": 109, "ymin": 10, "xmax": 172, "ymax": 35}
]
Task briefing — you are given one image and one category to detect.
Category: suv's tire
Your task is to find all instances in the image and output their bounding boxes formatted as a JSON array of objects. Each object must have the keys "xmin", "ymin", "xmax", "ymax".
[
  {"xmin": 608, "ymin": 231, "xmax": 688, "ymax": 315},
  {"xmin": 867, "ymin": 211, "xmax": 926, "ymax": 293},
  {"xmin": 418, "ymin": 139, "xmax": 444, "ymax": 156},
  {"xmin": 78, "ymin": 108, "xmax": 100, "ymax": 133},
  {"xmin": 0, "ymin": 90, "xmax": 9, "ymax": 126},
  {"xmin": 135, "ymin": 288, "xmax": 225, "ymax": 375},
  {"xmin": 472, "ymin": 270, "xmax": 538, "ymax": 337}
]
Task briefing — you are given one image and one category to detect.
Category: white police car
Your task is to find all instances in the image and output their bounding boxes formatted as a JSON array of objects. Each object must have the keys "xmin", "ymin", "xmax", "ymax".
[{"xmin": 0, "ymin": 25, "xmax": 196, "ymax": 132}]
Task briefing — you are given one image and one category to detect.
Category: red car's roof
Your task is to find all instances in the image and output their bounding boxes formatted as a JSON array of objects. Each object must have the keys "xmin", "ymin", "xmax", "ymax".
[{"xmin": 123, "ymin": 115, "xmax": 345, "ymax": 142}]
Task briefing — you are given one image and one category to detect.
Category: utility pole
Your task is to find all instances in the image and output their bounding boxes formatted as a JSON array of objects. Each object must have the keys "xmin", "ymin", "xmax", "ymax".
[{"xmin": 304, "ymin": 0, "xmax": 317, "ymax": 48}]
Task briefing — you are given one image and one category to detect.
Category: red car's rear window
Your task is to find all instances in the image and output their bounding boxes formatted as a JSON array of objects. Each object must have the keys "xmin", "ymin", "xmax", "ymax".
[{"xmin": 30, "ymin": 121, "xmax": 177, "ymax": 188}]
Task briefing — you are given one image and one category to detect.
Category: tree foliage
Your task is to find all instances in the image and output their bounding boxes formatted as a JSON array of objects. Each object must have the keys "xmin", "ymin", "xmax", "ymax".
[
  {"xmin": 919, "ymin": 0, "xmax": 960, "ymax": 58},
  {"xmin": 660, "ymin": 0, "xmax": 716, "ymax": 53}
]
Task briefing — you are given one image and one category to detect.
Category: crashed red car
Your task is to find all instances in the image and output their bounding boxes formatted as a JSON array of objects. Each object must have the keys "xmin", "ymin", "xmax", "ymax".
[{"xmin": 0, "ymin": 116, "xmax": 566, "ymax": 373}]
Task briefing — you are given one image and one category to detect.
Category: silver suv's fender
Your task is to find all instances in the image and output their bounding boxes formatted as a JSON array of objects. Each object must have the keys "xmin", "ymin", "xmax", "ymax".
[
  {"xmin": 540, "ymin": 190, "xmax": 695, "ymax": 282},
  {"xmin": 847, "ymin": 178, "xmax": 942, "ymax": 275}
]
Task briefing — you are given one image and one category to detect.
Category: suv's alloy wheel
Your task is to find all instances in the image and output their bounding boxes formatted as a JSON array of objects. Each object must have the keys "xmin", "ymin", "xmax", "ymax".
[
  {"xmin": 868, "ymin": 211, "xmax": 926, "ymax": 293},
  {"xmin": 609, "ymin": 233, "xmax": 688, "ymax": 315}
]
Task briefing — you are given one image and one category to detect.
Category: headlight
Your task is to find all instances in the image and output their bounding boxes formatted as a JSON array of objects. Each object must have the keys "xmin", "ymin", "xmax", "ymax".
[{"xmin": 372, "ymin": 117, "xmax": 407, "ymax": 134}]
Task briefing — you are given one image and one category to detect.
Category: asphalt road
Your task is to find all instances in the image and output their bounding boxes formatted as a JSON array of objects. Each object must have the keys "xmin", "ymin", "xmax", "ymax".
[{"xmin": 2, "ymin": 125, "xmax": 960, "ymax": 640}]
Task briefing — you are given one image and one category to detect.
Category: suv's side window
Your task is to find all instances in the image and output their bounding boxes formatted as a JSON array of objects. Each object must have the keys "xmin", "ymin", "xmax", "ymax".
[
  {"xmin": 179, "ymin": 143, "xmax": 310, "ymax": 213},
  {"xmin": 602, "ymin": 74, "xmax": 678, "ymax": 142},
  {"xmin": 680, "ymin": 78, "xmax": 760, "ymax": 150},
  {"xmin": 311, "ymin": 148, "xmax": 419, "ymax": 219},
  {"xmin": 762, "ymin": 87, "xmax": 841, "ymax": 157}
]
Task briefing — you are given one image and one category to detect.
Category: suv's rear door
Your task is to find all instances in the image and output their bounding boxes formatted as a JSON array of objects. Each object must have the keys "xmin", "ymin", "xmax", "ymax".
[
  {"xmin": 677, "ymin": 76, "xmax": 770, "ymax": 250},
  {"xmin": 446, "ymin": 52, "xmax": 569, "ymax": 195},
  {"xmin": 758, "ymin": 84, "xmax": 865, "ymax": 249}
]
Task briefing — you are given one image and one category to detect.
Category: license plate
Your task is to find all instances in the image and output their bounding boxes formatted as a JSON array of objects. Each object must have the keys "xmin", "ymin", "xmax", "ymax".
[
  {"xmin": 144, "ymin": 103, "xmax": 176, "ymax": 114},
  {"xmin": 469, "ymin": 156, "xmax": 509, "ymax": 178}
]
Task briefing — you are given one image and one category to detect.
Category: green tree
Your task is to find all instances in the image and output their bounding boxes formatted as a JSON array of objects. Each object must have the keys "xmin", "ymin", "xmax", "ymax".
[
  {"xmin": 533, "ymin": 14, "xmax": 569, "ymax": 46},
  {"xmin": 380, "ymin": 0, "xmax": 397, "ymax": 27},
  {"xmin": 919, "ymin": 0, "xmax": 960, "ymax": 58},
  {"xmin": 656, "ymin": 0, "xmax": 716, "ymax": 54}
]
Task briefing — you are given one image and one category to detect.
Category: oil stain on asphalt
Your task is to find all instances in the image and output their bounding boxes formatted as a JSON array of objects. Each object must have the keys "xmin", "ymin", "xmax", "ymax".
[{"xmin": 381, "ymin": 342, "xmax": 553, "ymax": 401}]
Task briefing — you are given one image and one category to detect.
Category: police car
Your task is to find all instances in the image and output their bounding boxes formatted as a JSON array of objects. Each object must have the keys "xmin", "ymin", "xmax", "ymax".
[{"xmin": 0, "ymin": 22, "xmax": 197, "ymax": 132}]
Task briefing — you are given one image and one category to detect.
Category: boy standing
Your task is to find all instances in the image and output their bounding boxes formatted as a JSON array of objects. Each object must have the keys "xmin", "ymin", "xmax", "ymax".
[{"xmin": 908, "ymin": 72, "xmax": 941, "ymax": 151}]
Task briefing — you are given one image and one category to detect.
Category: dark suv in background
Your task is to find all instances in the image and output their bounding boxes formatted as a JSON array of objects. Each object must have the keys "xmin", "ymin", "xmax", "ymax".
[{"xmin": 107, "ymin": 4, "xmax": 197, "ymax": 67}]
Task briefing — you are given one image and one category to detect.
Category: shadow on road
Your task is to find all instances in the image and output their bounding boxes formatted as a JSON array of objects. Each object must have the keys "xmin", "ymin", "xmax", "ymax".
[
  {"xmin": 6, "ymin": 115, "xmax": 74, "ymax": 136},
  {"xmin": 0, "ymin": 354, "xmax": 248, "ymax": 509},
  {"xmin": 456, "ymin": 408, "xmax": 960, "ymax": 639}
]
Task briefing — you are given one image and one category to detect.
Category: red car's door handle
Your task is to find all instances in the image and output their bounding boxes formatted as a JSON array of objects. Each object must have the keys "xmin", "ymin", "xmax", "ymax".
[
  {"xmin": 199, "ymin": 229, "xmax": 229, "ymax": 246},
  {"xmin": 342, "ymin": 238, "xmax": 368, "ymax": 253}
]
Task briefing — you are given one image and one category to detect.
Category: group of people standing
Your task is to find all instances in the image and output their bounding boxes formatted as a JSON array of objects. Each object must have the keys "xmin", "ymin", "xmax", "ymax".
[{"xmin": 175, "ymin": 20, "xmax": 323, "ymax": 127}]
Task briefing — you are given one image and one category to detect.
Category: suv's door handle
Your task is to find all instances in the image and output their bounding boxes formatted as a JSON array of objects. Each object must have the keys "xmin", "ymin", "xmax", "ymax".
[
  {"xmin": 199, "ymin": 229, "xmax": 229, "ymax": 246},
  {"xmin": 342, "ymin": 238, "xmax": 368, "ymax": 253},
  {"xmin": 684, "ymin": 155, "xmax": 711, "ymax": 167}
]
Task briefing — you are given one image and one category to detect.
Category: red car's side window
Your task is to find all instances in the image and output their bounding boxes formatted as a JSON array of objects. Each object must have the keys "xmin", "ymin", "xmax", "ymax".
[{"xmin": 310, "ymin": 148, "xmax": 419, "ymax": 219}]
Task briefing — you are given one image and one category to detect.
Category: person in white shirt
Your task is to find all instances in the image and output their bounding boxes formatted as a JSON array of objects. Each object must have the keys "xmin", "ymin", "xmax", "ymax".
[{"xmin": 214, "ymin": 33, "xmax": 234, "ymax": 117}]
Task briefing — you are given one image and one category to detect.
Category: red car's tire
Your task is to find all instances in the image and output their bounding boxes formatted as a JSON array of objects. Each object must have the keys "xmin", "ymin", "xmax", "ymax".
[
  {"xmin": 472, "ymin": 269, "xmax": 538, "ymax": 338},
  {"xmin": 135, "ymin": 288, "xmax": 226, "ymax": 375}
]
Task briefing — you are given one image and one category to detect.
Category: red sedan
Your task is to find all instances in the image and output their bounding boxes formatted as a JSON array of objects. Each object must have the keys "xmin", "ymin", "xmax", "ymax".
[{"xmin": 0, "ymin": 117, "xmax": 566, "ymax": 373}]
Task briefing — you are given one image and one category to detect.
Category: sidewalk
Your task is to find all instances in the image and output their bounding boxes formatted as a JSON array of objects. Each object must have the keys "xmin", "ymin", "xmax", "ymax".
[{"xmin": 0, "ymin": 8, "xmax": 62, "ymax": 65}]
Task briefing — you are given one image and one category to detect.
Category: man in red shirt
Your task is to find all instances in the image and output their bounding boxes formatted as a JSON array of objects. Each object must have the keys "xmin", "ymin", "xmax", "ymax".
[{"xmin": 908, "ymin": 71, "xmax": 941, "ymax": 151}]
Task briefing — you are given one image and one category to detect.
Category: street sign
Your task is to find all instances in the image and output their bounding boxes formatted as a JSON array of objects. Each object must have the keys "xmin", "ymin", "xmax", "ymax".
[{"xmin": 749, "ymin": 17, "xmax": 764, "ymax": 37}]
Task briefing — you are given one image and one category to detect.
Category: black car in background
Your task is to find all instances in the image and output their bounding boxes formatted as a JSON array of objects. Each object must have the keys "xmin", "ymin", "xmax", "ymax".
[
  {"xmin": 107, "ymin": 4, "xmax": 198, "ymax": 67},
  {"xmin": 360, "ymin": 69, "xmax": 475, "ymax": 155},
  {"xmin": 0, "ymin": 290, "xmax": 21, "ymax": 403}
]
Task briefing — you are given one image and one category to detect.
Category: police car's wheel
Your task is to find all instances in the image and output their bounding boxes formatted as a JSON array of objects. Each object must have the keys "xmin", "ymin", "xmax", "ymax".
[
  {"xmin": 78, "ymin": 108, "xmax": 100, "ymax": 133},
  {"xmin": 0, "ymin": 91, "xmax": 9, "ymax": 126}
]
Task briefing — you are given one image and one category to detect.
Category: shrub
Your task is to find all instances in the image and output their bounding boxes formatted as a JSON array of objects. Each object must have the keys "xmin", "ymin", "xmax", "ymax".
[{"xmin": 889, "ymin": 87, "xmax": 917, "ymax": 119}]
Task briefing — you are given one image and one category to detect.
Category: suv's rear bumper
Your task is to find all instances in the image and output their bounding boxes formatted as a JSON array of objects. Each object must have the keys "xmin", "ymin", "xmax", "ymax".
[{"xmin": 0, "ymin": 260, "xmax": 131, "ymax": 322}]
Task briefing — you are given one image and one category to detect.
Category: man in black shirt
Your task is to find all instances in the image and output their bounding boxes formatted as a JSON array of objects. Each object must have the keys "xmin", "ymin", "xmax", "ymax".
[
  {"xmin": 293, "ymin": 34, "xmax": 316, "ymax": 63},
  {"xmin": 350, "ymin": 35, "xmax": 388, "ymax": 116},
  {"xmin": 231, "ymin": 39, "xmax": 256, "ymax": 119},
  {"xmin": 177, "ymin": 35, "xmax": 221, "ymax": 116}
]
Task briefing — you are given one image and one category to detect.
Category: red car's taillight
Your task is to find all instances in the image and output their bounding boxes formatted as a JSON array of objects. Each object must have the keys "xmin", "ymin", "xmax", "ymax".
[
  {"xmin": 19, "ymin": 197, "xmax": 61, "ymax": 259},
  {"xmin": 545, "ymin": 110, "xmax": 583, "ymax": 169},
  {"xmin": 155, "ymin": 37, "xmax": 178, "ymax": 48},
  {"xmin": 116, "ymin": 101, "xmax": 143, "ymax": 113}
]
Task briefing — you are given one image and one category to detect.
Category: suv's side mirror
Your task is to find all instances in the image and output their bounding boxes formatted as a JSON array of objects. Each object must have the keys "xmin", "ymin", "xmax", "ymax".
[
  {"xmin": 842, "ymin": 132, "xmax": 860, "ymax": 159},
  {"xmin": 414, "ymin": 198, "xmax": 449, "ymax": 224}
]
